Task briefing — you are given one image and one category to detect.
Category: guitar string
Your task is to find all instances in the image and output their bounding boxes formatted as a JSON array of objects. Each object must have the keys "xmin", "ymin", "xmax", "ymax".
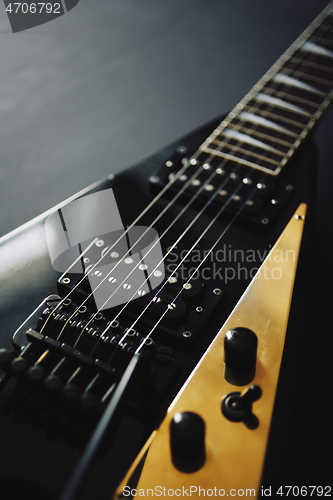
[
  {"xmin": 38, "ymin": 11, "xmax": 330, "ymax": 362},
  {"xmin": 80, "ymin": 20, "xmax": 333, "ymax": 357},
  {"xmin": 112, "ymin": 3, "xmax": 333, "ymax": 363},
  {"xmin": 129, "ymin": 60, "xmax": 333, "ymax": 358},
  {"xmin": 39, "ymin": 5, "xmax": 332, "ymax": 341},
  {"xmin": 64, "ymin": 159, "xmax": 255, "ymax": 373},
  {"xmin": 41, "ymin": 157, "xmax": 250, "ymax": 388},
  {"xmin": 52, "ymin": 95, "xmax": 284, "ymax": 342},
  {"xmin": 56, "ymin": 45, "xmax": 324, "ymax": 348},
  {"xmin": 57, "ymin": 106, "xmax": 272, "ymax": 352},
  {"xmin": 84, "ymin": 159, "xmax": 248, "ymax": 356},
  {"xmin": 31, "ymin": 10, "xmax": 333, "ymax": 409},
  {"xmin": 107, "ymin": 170, "xmax": 262, "ymax": 362},
  {"xmin": 59, "ymin": 8, "xmax": 333, "ymax": 498},
  {"xmin": 134, "ymin": 177, "xmax": 265, "ymax": 355},
  {"xmin": 38, "ymin": 154, "xmax": 209, "ymax": 333},
  {"xmin": 49, "ymin": 132, "xmax": 322, "ymax": 384},
  {"xmin": 41, "ymin": 8, "xmax": 331, "ymax": 340},
  {"xmin": 85, "ymin": 23, "xmax": 332, "ymax": 362},
  {"xmin": 80, "ymin": 66, "xmax": 315, "ymax": 358},
  {"xmin": 60, "ymin": 66, "xmax": 303, "ymax": 351},
  {"xmin": 205, "ymin": 7, "xmax": 333, "ymax": 159},
  {"xmin": 52, "ymin": 47, "xmax": 326, "ymax": 362},
  {"xmin": 52, "ymin": 156, "xmax": 224, "ymax": 338},
  {"xmin": 59, "ymin": 150, "xmax": 248, "ymax": 349}
]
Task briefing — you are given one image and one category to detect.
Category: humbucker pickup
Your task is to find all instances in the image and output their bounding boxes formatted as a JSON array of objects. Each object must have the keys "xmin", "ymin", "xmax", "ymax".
[
  {"xmin": 149, "ymin": 147, "xmax": 294, "ymax": 229},
  {"xmin": 57, "ymin": 273, "xmax": 225, "ymax": 343}
]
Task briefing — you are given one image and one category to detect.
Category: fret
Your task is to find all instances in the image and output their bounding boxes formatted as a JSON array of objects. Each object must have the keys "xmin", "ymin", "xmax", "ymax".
[
  {"xmin": 229, "ymin": 115, "xmax": 297, "ymax": 145},
  {"xmin": 272, "ymin": 73, "xmax": 326, "ymax": 96},
  {"xmin": 264, "ymin": 81, "xmax": 326, "ymax": 107},
  {"xmin": 201, "ymin": 147, "xmax": 282, "ymax": 176},
  {"xmin": 237, "ymin": 111, "xmax": 298, "ymax": 137},
  {"xmin": 287, "ymin": 55, "xmax": 333, "ymax": 76},
  {"xmin": 243, "ymin": 102, "xmax": 309, "ymax": 131},
  {"xmin": 227, "ymin": 123, "xmax": 294, "ymax": 150},
  {"xmin": 212, "ymin": 139, "xmax": 282, "ymax": 165},
  {"xmin": 314, "ymin": 28, "xmax": 333, "ymax": 43},
  {"xmin": 221, "ymin": 129, "xmax": 285, "ymax": 155},
  {"xmin": 281, "ymin": 67, "xmax": 333, "ymax": 93},
  {"xmin": 298, "ymin": 53, "xmax": 333, "ymax": 70},
  {"xmin": 280, "ymin": 67, "xmax": 333, "ymax": 91},
  {"xmin": 314, "ymin": 16, "xmax": 333, "ymax": 33},
  {"xmin": 308, "ymin": 26, "xmax": 333, "ymax": 40},
  {"xmin": 302, "ymin": 39, "xmax": 333, "ymax": 54},
  {"xmin": 230, "ymin": 116, "xmax": 298, "ymax": 145},
  {"xmin": 254, "ymin": 92, "xmax": 312, "ymax": 117},
  {"xmin": 200, "ymin": 3, "xmax": 333, "ymax": 177},
  {"xmin": 214, "ymin": 129, "xmax": 286, "ymax": 162},
  {"xmin": 261, "ymin": 83, "xmax": 322, "ymax": 111}
]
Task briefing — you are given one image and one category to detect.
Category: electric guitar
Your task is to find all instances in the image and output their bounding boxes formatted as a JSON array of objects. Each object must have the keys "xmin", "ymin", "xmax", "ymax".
[{"xmin": 0, "ymin": 4, "xmax": 332, "ymax": 499}]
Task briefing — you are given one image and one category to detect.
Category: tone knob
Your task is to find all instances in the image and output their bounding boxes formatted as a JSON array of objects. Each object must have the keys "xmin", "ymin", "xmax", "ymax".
[
  {"xmin": 170, "ymin": 412, "xmax": 206, "ymax": 472},
  {"xmin": 224, "ymin": 327, "xmax": 258, "ymax": 372}
]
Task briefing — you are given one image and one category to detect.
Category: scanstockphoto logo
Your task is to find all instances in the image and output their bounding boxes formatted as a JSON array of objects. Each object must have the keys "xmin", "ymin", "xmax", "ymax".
[
  {"xmin": 45, "ymin": 188, "xmax": 165, "ymax": 311},
  {"xmin": 3, "ymin": 0, "xmax": 80, "ymax": 32}
]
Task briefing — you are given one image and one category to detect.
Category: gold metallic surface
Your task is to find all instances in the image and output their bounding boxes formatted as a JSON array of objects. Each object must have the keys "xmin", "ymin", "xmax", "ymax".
[
  {"xmin": 115, "ymin": 204, "xmax": 306, "ymax": 499},
  {"xmin": 37, "ymin": 349, "xmax": 50, "ymax": 364}
]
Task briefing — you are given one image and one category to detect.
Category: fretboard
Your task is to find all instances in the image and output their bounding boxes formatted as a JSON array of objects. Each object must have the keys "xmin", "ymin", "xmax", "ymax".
[{"xmin": 200, "ymin": 2, "xmax": 333, "ymax": 176}]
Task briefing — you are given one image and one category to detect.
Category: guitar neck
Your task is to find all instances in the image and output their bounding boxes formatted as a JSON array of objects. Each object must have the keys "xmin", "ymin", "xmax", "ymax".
[{"xmin": 201, "ymin": 2, "xmax": 333, "ymax": 176}]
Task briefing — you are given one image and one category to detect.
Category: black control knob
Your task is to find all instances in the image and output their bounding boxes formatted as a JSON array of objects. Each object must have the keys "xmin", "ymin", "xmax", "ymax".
[
  {"xmin": 170, "ymin": 411, "xmax": 206, "ymax": 473},
  {"xmin": 224, "ymin": 327, "xmax": 258, "ymax": 375}
]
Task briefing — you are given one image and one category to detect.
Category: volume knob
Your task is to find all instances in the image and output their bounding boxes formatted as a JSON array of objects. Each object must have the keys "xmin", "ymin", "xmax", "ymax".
[
  {"xmin": 224, "ymin": 327, "xmax": 258, "ymax": 384},
  {"xmin": 170, "ymin": 412, "xmax": 206, "ymax": 473}
]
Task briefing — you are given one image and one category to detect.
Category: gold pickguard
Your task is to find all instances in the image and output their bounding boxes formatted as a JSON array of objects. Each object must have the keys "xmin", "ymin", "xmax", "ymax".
[{"xmin": 114, "ymin": 204, "xmax": 306, "ymax": 499}]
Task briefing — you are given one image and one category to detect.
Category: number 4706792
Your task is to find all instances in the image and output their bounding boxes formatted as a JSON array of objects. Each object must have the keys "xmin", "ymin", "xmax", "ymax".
[
  {"xmin": 5, "ymin": 3, "xmax": 61, "ymax": 14},
  {"xmin": 276, "ymin": 486, "xmax": 331, "ymax": 496}
]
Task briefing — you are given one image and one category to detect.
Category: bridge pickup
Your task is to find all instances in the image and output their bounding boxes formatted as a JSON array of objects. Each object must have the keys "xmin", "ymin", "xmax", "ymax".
[{"xmin": 57, "ymin": 275, "xmax": 225, "ymax": 343}]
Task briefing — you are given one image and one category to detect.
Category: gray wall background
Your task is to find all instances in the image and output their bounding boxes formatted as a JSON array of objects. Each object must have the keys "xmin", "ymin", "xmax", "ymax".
[{"xmin": 1, "ymin": 0, "xmax": 332, "ymax": 238}]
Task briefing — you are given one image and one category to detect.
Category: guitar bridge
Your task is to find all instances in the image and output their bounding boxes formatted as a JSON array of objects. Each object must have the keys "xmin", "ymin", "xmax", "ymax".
[{"xmin": 0, "ymin": 296, "xmax": 182, "ymax": 448}]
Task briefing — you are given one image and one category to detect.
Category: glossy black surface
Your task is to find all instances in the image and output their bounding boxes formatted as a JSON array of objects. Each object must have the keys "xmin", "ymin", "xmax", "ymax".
[{"xmin": 0, "ymin": 1, "xmax": 332, "ymax": 496}]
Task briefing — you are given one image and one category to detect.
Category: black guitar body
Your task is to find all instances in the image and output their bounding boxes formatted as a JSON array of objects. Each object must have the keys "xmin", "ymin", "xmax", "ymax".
[{"xmin": 0, "ymin": 112, "xmax": 319, "ymax": 499}]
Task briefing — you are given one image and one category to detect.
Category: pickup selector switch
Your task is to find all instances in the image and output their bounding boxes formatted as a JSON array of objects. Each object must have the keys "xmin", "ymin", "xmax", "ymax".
[
  {"xmin": 222, "ymin": 384, "xmax": 262, "ymax": 424},
  {"xmin": 224, "ymin": 327, "xmax": 258, "ymax": 374},
  {"xmin": 170, "ymin": 411, "xmax": 206, "ymax": 472}
]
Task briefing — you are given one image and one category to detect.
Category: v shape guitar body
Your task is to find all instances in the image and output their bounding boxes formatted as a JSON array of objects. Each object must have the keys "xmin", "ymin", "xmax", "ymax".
[{"xmin": 0, "ymin": 116, "xmax": 318, "ymax": 499}]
